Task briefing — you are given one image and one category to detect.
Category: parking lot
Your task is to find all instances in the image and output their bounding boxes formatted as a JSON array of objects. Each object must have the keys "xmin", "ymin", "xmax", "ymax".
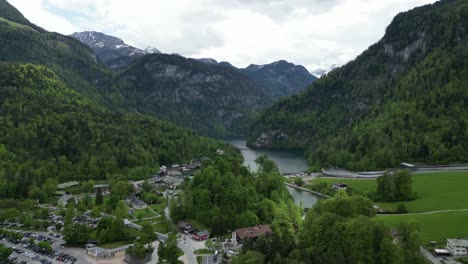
[
  {"xmin": 1, "ymin": 230, "xmax": 79, "ymax": 264},
  {"xmin": 201, "ymin": 254, "xmax": 219, "ymax": 264}
]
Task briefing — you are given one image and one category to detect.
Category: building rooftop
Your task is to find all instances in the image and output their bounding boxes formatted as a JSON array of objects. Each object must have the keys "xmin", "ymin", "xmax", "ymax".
[
  {"xmin": 447, "ymin": 239, "xmax": 468, "ymax": 247},
  {"xmin": 57, "ymin": 181, "xmax": 79, "ymax": 189},
  {"xmin": 235, "ymin": 225, "xmax": 272, "ymax": 240},
  {"xmin": 94, "ymin": 184, "xmax": 109, "ymax": 188}
]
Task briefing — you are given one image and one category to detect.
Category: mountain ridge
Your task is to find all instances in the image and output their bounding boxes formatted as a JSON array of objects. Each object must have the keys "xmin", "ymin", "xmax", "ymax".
[{"xmin": 248, "ymin": 0, "xmax": 468, "ymax": 170}]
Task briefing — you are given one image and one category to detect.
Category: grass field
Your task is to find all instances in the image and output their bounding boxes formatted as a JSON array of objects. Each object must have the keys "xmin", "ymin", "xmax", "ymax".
[
  {"xmin": 310, "ymin": 171, "xmax": 468, "ymax": 213},
  {"xmin": 309, "ymin": 171, "xmax": 468, "ymax": 244},
  {"xmin": 378, "ymin": 211, "xmax": 468, "ymax": 243},
  {"xmin": 307, "ymin": 178, "xmax": 377, "ymax": 195}
]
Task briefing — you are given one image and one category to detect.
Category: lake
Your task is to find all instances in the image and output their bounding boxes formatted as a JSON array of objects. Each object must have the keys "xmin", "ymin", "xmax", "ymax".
[
  {"xmin": 223, "ymin": 139, "xmax": 309, "ymax": 174},
  {"xmin": 286, "ymin": 185, "xmax": 319, "ymax": 209},
  {"xmin": 224, "ymin": 139, "xmax": 319, "ymax": 208}
]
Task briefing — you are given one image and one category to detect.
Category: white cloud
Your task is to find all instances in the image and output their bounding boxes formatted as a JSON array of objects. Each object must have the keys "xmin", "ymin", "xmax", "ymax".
[{"xmin": 8, "ymin": 0, "xmax": 437, "ymax": 70}]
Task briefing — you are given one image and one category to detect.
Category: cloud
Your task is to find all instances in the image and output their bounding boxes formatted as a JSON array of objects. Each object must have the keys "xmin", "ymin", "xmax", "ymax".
[{"xmin": 8, "ymin": 0, "xmax": 436, "ymax": 70}]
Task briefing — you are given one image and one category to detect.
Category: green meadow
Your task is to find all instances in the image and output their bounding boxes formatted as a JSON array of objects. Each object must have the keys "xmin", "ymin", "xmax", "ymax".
[
  {"xmin": 309, "ymin": 171, "xmax": 468, "ymax": 243},
  {"xmin": 309, "ymin": 171, "xmax": 468, "ymax": 213}
]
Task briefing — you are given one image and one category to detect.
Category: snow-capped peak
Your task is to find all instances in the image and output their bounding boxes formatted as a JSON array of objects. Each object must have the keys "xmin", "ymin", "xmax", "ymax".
[
  {"xmin": 144, "ymin": 46, "xmax": 161, "ymax": 54},
  {"xmin": 310, "ymin": 64, "xmax": 340, "ymax": 77}
]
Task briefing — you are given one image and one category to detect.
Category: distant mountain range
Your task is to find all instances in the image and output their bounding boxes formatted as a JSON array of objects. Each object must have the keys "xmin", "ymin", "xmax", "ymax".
[
  {"xmin": 70, "ymin": 31, "xmax": 160, "ymax": 69},
  {"xmin": 72, "ymin": 31, "xmax": 318, "ymax": 99},
  {"xmin": 194, "ymin": 57, "xmax": 318, "ymax": 98}
]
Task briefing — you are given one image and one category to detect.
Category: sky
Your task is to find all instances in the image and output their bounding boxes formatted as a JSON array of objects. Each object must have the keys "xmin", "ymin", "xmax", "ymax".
[{"xmin": 9, "ymin": 0, "xmax": 437, "ymax": 71}]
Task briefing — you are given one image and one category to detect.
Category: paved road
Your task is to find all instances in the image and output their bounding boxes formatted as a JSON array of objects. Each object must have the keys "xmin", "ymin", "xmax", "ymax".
[
  {"xmin": 322, "ymin": 166, "xmax": 468, "ymax": 179},
  {"xmin": 384, "ymin": 208, "xmax": 468, "ymax": 216},
  {"xmin": 202, "ymin": 254, "xmax": 218, "ymax": 264},
  {"xmin": 420, "ymin": 247, "xmax": 442, "ymax": 264}
]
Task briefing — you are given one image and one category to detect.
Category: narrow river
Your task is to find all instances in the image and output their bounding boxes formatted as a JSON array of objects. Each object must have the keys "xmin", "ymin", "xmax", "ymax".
[{"xmin": 224, "ymin": 139, "xmax": 320, "ymax": 208}]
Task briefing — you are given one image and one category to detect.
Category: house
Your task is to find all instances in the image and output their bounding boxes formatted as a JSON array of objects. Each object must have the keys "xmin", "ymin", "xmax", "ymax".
[
  {"xmin": 57, "ymin": 194, "xmax": 76, "ymax": 207},
  {"xmin": 192, "ymin": 230, "xmax": 210, "ymax": 241},
  {"xmin": 129, "ymin": 180, "xmax": 145, "ymax": 193},
  {"xmin": 94, "ymin": 184, "xmax": 110, "ymax": 196},
  {"xmin": 332, "ymin": 183, "xmax": 348, "ymax": 191},
  {"xmin": 390, "ymin": 229, "xmax": 400, "ymax": 244},
  {"xmin": 167, "ymin": 170, "xmax": 182, "ymax": 177},
  {"xmin": 125, "ymin": 195, "xmax": 148, "ymax": 209},
  {"xmin": 447, "ymin": 239, "xmax": 468, "ymax": 256},
  {"xmin": 57, "ymin": 181, "xmax": 79, "ymax": 189},
  {"xmin": 232, "ymin": 225, "xmax": 272, "ymax": 246},
  {"xmin": 86, "ymin": 244, "xmax": 130, "ymax": 260},
  {"xmin": 152, "ymin": 176, "xmax": 167, "ymax": 186},
  {"xmin": 400, "ymin": 162, "xmax": 417, "ymax": 171},
  {"xmin": 177, "ymin": 221, "xmax": 194, "ymax": 234},
  {"xmin": 186, "ymin": 161, "xmax": 201, "ymax": 170}
]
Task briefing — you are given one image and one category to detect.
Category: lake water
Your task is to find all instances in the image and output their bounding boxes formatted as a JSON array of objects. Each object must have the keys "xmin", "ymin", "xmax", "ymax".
[
  {"xmin": 223, "ymin": 139, "xmax": 309, "ymax": 174},
  {"xmin": 286, "ymin": 185, "xmax": 319, "ymax": 209},
  {"xmin": 224, "ymin": 139, "xmax": 319, "ymax": 208}
]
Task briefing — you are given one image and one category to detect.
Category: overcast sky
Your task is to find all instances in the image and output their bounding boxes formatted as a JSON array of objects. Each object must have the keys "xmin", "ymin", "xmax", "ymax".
[{"xmin": 10, "ymin": 0, "xmax": 436, "ymax": 71}]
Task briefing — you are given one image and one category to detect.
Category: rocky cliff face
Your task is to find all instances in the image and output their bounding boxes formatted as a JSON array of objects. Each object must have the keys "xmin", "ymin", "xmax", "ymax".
[
  {"xmin": 241, "ymin": 60, "xmax": 318, "ymax": 99},
  {"xmin": 248, "ymin": 0, "xmax": 468, "ymax": 169},
  {"xmin": 109, "ymin": 53, "xmax": 271, "ymax": 136}
]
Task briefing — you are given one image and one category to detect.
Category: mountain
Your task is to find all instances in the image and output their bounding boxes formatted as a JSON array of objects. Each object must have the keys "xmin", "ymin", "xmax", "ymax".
[
  {"xmin": 0, "ymin": 12, "xmax": 113, "ymax": 106},
  {"xmin": 109, "ymin": 53, "xmax": 271, "ymax": 136},
  {"xmin": 144, "ymin": 46, "xmax": 161, "ymax": 54},
  {"xmin": 194, "ymin": 58, "xmax": 219, "ymax": 65},
  {"xmin": 240, "ymin": 60, "xmax": 318, "ymax": 99},
  {"xmin": 0, "ymin": 63, "xmax": 239, "ymax": 199},
  {"xmin": 70, "ymin": 31, "xmax": 160, "ymax": 69},
  {"xmin": 195, "ymin": 58, "xmax": 318, "ymax": 98},
  {"xmin": 310, "ymin": 64, "xmax": 340, "ymax": 77},
  {"xmin": 0, "ymin": 0, "xmax": 43, "ymax": 32},
  {"xmin": 248, "ymin": 0, "xmax": 468, "ymax": 170},
  {"xmin": 0, "ymin": 3, "xmax": 271, "ymax": 138}
]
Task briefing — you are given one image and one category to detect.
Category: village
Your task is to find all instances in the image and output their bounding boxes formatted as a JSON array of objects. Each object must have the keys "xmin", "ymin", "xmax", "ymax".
[{"xmin": 1, "ymin": 151, "xmax": 281, "ymax": 264}]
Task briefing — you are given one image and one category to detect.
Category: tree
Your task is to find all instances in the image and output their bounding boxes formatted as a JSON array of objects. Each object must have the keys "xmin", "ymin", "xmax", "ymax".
[
  {"xmin": 158, "ymin": 234, "xmax": 180, "ymax": 264},
  {"xmin": 63, "ymin": 223, "xmax": 90, "ymax": 245},
  {"xmin": 0, "ymin": 244, "xmax": 12, "ymax": 262},
  {"xmin": 294, "ymin": 178, "xmax": 305, "ymax": 187},
  {"xmin": 140, "ymin": 222, "xmax": 157, "ymax": 245},
  {"xmin": 38, "ymin": 241, "xmax": 52, "ymax": 252},
  {"xmin": 95, "ymin": 188, "xmax": 103, "ymax": 205}
]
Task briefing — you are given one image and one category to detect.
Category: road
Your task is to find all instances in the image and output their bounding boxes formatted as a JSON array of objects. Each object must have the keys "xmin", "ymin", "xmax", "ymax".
[
  {"xmin": 384, "ymin": 208, "xmax": 468, "ymax": 216},
  {"xmin": 420, "ymin": 247, "xmax": 442, "ymax": 264},
  {"xmin": 177, "ymin": 233, "xmax": 206, "ymax": 264},
  {"xmin": 322, "ymin": 165, "xmax": 468, "ymax": 179}
]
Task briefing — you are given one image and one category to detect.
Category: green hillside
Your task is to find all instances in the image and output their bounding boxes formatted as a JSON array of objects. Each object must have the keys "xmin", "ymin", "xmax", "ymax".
[
  {"xmin": 248, "ymin": 0, "xmax": 468, "ymax": 170},
  {"xmin": 110, "ymin": 54, "xmax": 271, "ymax": 136},
  {"xmin": 0, "ymin": 63, "xmax": 240, "ymax": 200}
]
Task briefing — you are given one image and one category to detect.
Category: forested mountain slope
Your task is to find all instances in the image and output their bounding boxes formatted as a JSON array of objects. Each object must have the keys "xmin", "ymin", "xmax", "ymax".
[
  {"xmin": 110, "ymin": 53, "xmax": 271, "ymax": 136},
  {"xmin": 240, "ymin": 60, "xmax": 318, "ymax": 99},
  {"xmin": 248, "ymin": 0, "xmax": 468, "ymax": 170},
  {"xmin": 0, "ymin": 64, "xmax": 239, "ymax": 199},
  {"xmin": 0, "ymin": 0, "xmax": 268, "ymax": 137}
]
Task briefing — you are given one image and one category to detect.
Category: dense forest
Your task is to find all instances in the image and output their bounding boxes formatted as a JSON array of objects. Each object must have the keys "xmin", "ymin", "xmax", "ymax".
[
  {"xmin": 248, "ymin": 0, "xmax": 468, "ymax": 170},
  {"xmin": 109, "ymin": 53, "xmax": 270, "ymax": 137},
  {"xmin": 0, "ymin": 64, "xmax": 240, "ymax": 200},
  {"xmin": 171, "ymin": 154, "xmax": 302, "ymax": 236}
]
